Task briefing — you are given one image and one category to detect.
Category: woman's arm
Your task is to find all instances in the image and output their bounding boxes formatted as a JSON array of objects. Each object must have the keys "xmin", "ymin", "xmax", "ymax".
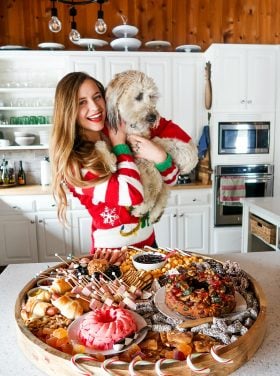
[{"xmin": 127, "ymin": 134, "xmax": 179, "ymax": 186}]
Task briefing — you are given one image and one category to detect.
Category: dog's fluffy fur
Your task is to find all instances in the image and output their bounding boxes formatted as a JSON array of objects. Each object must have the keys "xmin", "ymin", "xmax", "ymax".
[{"xmin": 103, "ymin": 70, "xmax": 198, "ymax": 223}]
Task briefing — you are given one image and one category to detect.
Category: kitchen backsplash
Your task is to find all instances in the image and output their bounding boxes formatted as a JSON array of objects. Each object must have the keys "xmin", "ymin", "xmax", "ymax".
[{"xmin": 2, "ymin": 149, "xmax": 49, "ymax": 185}]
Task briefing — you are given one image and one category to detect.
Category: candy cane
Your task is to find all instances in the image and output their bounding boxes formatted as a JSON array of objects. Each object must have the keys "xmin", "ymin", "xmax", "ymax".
[
  {"xmin": 128, "ymin": 357, "xmax": 140, "ymax": 376},
  {"xmin": 101, "ymin": 357, "xmax": 121, "ymax": 375},
  {"xmin": 210, "ymin": 345, "xmax": 233, "ymax": 364},
  {"xmin": 155, "ymin": 358, "xmax": 173, "ymax": 376},
  {"xmin": 186, "ymin": 353, "xmax": 210, "ymax": 374},
  {"xmin": 71, "ymin": 353, "xmax": 98, "ymax": 376}
]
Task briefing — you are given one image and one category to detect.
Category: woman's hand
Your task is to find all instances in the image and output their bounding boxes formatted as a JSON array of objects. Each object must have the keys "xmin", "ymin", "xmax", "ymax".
[
  {"xmin": 107, "ymin": 120, "xmax": 127, "ymax": 146},
  {"xmin": 127, "ymin": 134, "xmax": 167, "ymax": 164}
]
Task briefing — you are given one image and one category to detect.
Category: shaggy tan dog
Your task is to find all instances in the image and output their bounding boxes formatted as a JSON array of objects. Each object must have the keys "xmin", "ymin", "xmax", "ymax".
[{"xmin": 105, "ymin": 70, "xmax": 198, "ymax": 223}]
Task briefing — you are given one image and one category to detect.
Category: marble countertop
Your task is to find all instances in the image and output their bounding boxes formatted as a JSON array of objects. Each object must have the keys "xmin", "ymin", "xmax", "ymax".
[
  {"xmin": 242, "ymin": 197, "xmax": 280, "ymax": 224},
  {"xmin": 1, "ymin": 252, "xmax": 279, "ymax": 375}
]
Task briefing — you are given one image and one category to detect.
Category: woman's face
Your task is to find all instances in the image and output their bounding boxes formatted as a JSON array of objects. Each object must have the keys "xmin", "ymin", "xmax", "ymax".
[{"xmin": 77, "ymin": 78, "xmax": 106, "ymax": 140}]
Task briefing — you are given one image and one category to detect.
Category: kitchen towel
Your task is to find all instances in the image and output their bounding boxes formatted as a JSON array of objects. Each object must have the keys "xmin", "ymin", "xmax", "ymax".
[
  {"xmin": 219, "ymin": 176, "xmax": 246, "ymax": 206},
  {"xmin": 198, "ymin": 125, "xmax": 210, "ymax": 159}
]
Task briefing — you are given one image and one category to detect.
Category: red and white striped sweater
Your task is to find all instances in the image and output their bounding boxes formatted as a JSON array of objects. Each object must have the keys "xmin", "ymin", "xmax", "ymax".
[{"xmin": 69, "ymin": 117, "xmax": 192, "ymax": 253}]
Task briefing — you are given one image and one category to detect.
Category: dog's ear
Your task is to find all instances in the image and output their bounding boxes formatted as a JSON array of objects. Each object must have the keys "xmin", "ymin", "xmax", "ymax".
[
  {"xmin": 105, "ymin": 84, "xmax": 120, "ymax": 132},
  {"xmin": 106, "ymin": 73, "xmax": 132, "ymax": 132}
]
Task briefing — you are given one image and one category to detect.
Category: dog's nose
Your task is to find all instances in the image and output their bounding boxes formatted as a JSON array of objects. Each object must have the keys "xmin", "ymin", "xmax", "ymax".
[{"xmin": 146, "ymin": 113, "xmax": 157, "ymax": 123}]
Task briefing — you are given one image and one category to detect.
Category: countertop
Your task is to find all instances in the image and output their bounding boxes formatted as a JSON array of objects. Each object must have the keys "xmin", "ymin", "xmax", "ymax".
[
  {"xmin": 242, "ymin": 197, "xmax": 280, "ymax": 224},
  {"xmin": 1, "ymin": 252, "xmax": 280, "ymax": 375},
  {"xmin": 0, "ymin": 182, "xmax": 212, "ymax": 196}
]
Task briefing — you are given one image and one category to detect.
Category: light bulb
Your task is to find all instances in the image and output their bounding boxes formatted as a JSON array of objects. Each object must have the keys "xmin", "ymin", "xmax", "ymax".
[
  {"xmin": 69, "ymin": 28, "xmax": 81, "ymax": 42},
  {"xmin": 95, "ymin": 18, "xmax": 107, "ymax": 34},
  {"xmin": 48, "ymin": 16, "xmax": 62, "ymax": 33}
]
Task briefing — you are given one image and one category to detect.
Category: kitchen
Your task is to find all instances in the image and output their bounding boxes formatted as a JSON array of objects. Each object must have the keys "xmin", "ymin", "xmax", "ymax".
[{"xmin": 1, "ymin": 1, "xmax": 280, "ymax": 375}]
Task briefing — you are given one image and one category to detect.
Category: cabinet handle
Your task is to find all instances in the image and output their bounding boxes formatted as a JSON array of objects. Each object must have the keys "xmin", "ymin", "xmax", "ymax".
[
  {"xmin": 180, "ymin": 213, "xmax": 184, "ymax": 217},
  {"xmin": 51, "ymin": 204, "xmax": 56, "ymax": 207},
  {"xmin": 247, "ymin": 99, "xmax": 252, "ymax": 104},
  {"xmin": 12, "ymin": 206, "xmax": 18, "ymax": 209},
  {"xmin": 192, "ymin": 198, "xmax": 197, "ymax": 202},
  {"xmin": 173, "ymin": 214, "xmax": 177, "ymax": 217},
  {"xmin": 240, "ymin": 99, "xmax": 246, "ymax": 104},
  {"xmin": 30, "ymin": 220, "xmax": 35, "ymax": 224},
  {"xmin": 38, "ymin": 219, "xmax": 43, "ymax": 223}
]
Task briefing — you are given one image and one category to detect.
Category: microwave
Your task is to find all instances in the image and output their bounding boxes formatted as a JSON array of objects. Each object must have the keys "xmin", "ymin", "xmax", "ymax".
[{"xmin": 218, "ymin": 121, "xmax": 270, "ymax": 155}]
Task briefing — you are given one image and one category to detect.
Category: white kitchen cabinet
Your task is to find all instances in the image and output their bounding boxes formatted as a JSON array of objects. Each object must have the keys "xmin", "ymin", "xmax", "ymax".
[
  {"xmin": 36, "ymin": 211, "xmax": 72, "ymax": 263},
  {"xmin": 140, "ymin": 56, "xmax": 172, "ymax": 119},
  {"xmin": 0, "ymin": 213, "xmax": 37, "ymax": 264},
  {"xmin": 207, "ymin": 44, "xmax": 277, "ymax": 112},
  {"xmin": 172, "ymin": 56, "xmax": 205, "ymax": 141},
  {"xmin": 177, "ymin": 205, "xmax": 210, "ymax": 253},
  {"xmin": 71, "ymin": 210, "xmax": 92, "ymax": 256},
  {"xmin": 154, "ymin": 206, "xmax": 177, "ymax": 248},
  {"xmin": 104, "ymin": 55, "xmax": 139, "ymax": 86},
  {"xmin": 0, "ymin": 196, "xmax": 37, "ymax": 264},
  {"xmin": 68, "ymin": 55, "xmax": 104, "ymax": 83},
  {"xmin": 154, "ymin": 188, "xmax": 211, "ymax": 253}
]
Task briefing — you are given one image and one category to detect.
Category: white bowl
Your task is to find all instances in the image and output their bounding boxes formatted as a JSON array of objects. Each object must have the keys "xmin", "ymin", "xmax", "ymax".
[
  {"xmin": 14, "ymin": 131, "xmax": 34, "ymax": 137},
  {"xmin": 15, "ymin": 135, "xmax": 35, "ymax": 146},
  {"xmin": 0, "ymin": 139, "xmax": 10, "ymax": 147},
  {"xmin": 132, "ymin": 252, "xmax": 166, "ymax": 271}
]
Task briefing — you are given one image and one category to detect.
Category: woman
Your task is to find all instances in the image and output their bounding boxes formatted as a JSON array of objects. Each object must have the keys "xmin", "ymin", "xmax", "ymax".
[
  {"xmin": 50, "ymin": 72, "xmax": 182, "ymax": 252},
  {"xmin": 50, "ymin": 72, "xmax": 192, "ymax": 253}
]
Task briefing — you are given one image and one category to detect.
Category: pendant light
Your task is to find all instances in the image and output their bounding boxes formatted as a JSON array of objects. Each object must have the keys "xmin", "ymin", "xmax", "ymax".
[
  {"xmin": 48, "ymin": 0, "xmax": 62, "ymax": 33},
  {"xmin": 48, "ymin": 0, "xmax": 108, "ymax": 37},
  {"xmin": 68, "ymin": 6, "xmax": 81, "ymax": 42},
  {"xmin": 94, "ymin": 0, "xmax": 107, "ymax": 35}
]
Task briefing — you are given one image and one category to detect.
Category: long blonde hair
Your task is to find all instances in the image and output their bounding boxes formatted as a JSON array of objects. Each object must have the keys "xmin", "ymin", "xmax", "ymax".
[{"xmin": 50, "ymin": 72, "xmax": 111, "ymax": 223}]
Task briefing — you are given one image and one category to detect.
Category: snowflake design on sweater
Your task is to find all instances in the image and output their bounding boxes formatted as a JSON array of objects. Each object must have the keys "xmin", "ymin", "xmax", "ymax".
[{"xmin": 100, "ymin": 207, "xmax": 119, "ymax": 226}]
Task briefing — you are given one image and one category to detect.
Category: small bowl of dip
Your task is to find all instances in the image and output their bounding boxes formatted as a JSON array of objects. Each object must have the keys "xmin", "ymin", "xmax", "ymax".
[{"xmin": 132, "ymin": 252, "xmax": 166, "ymax": 271}]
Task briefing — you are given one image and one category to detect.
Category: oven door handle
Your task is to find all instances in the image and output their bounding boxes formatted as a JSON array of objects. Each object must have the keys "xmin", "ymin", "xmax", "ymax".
[{"xmin": 244, "ymin": 177, "xmax": 273, "ymax": 183}]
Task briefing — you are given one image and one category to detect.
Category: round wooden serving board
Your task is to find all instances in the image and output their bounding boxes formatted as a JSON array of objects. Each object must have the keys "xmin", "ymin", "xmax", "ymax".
[{"xmin": 15, "ymin": 261, "xmax": 267, "ymax": 376}]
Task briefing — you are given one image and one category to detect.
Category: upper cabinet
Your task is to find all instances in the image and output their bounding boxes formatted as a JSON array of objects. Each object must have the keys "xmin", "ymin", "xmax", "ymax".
[
  {"xmin": 69, "ymin": 51, "xmax": 205, "ymax": 141},
  {"xmin": 206, "ymin": 44, "xmax": 277, "ymax": 113}
]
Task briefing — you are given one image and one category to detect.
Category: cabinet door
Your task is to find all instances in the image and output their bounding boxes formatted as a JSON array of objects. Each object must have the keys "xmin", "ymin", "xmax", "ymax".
[
  {"xmin": 172, "ymin": 56, "xmax": 205, "ymax": 141},
  {"xmin": 71, "ymin": 210, "xmax": 92, "ymax": 256},
  {"xmin": 177, "ymin": 206, "xmax": 209, "ymax": 253},
  {"xmin": 0, "ymin": 214, "xmax": 37, "ymax": 264},
  {"xmin": 140, "ymin": 56, "xmax": 172, "ymax": 119},
  {"xmin": 211, "ymin": 45, "xmax": 276, "ymax": 112},
  {"xmin": 212, "ymin": 48, "xmax": 247, "ymax": 111},
  {"xmin": 247, "ymin": 48, "xmax": 276, "ymax": 111},
  {"xmin": 69, "ymin": 56, "xmax": 104, "ymax": 83},
  {"xmin": 37, "ymin": 212, "xmax": 72, "ymax": 262},
  {"xmin": 104, "ymin": 56, "xmax": 139, "ymax": 85},
  {"xmin": 154, "ymin": 207, "xmax": 177, "ymax": 249}
]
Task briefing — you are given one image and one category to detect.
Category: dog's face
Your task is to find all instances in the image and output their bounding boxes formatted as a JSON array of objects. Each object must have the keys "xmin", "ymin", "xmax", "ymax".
[{"xmin": 105, "ymin": 70, "xmax": 160, "ymax": 137}]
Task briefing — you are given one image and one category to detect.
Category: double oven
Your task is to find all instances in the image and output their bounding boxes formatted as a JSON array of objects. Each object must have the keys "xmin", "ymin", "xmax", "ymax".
[{"xmin": 213, "ymin": 119, "xmax": 274, "ymax": 227}]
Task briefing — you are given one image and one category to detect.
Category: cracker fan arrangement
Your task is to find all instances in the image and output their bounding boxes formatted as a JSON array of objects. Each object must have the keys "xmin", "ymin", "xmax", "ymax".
[{"xmin": 15, "ymin": 246, "xmax": 266, "ymax": 375}]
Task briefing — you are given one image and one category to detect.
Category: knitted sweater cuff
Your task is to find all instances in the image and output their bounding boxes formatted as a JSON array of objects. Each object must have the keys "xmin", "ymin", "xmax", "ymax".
[
  {"xmin": 112, "ymin": 144, "xmax": 132, "ymax": 156},
  {"xmin": 155, "ymin": 153, "xmax": 172, "ymax": 172}
]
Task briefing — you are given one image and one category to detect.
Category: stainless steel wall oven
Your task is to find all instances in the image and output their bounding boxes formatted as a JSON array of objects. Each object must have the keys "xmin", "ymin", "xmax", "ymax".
[{"xmin": 214, "ymin": 164, "xmax": 274, "ymax": 226}]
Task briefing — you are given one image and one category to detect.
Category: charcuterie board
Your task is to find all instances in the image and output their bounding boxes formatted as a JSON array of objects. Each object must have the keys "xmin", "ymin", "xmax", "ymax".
[{"xmin": 15, "ymin": 248, "xmax": 267, "ymax": 376}]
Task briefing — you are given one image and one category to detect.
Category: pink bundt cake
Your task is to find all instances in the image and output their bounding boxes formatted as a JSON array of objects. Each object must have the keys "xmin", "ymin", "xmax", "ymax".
[{"xmin": 78, "ymin": 307, "xmax": 137, "ymax": 350}]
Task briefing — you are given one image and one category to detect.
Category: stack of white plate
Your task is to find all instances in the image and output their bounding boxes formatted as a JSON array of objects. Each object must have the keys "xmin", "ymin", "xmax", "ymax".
[{"xmin": 110, "ymin": 25, "xmax": 141, "ymax": 51}]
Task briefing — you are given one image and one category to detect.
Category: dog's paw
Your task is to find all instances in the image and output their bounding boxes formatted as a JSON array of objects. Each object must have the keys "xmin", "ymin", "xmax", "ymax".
[
  {"xmin": 95, "ymin": 140, "xmax": 117, "ymax": 173},
  {"xmin": 131, "ymin": 204, "xmax": 149, "ymax": 218}
]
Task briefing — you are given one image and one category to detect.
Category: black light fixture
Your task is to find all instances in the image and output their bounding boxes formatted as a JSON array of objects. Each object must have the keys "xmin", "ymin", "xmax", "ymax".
[
  {"xmin": 94, "ymin": 0, "xmax": 107, "ymax": 35},
  {"xmin": 48, "ymin": 0, "xmax": 108, "ymax": 39},
  {"xmin": 68, "ymin": 6, "xmax": 81, "ymax": 41}
]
